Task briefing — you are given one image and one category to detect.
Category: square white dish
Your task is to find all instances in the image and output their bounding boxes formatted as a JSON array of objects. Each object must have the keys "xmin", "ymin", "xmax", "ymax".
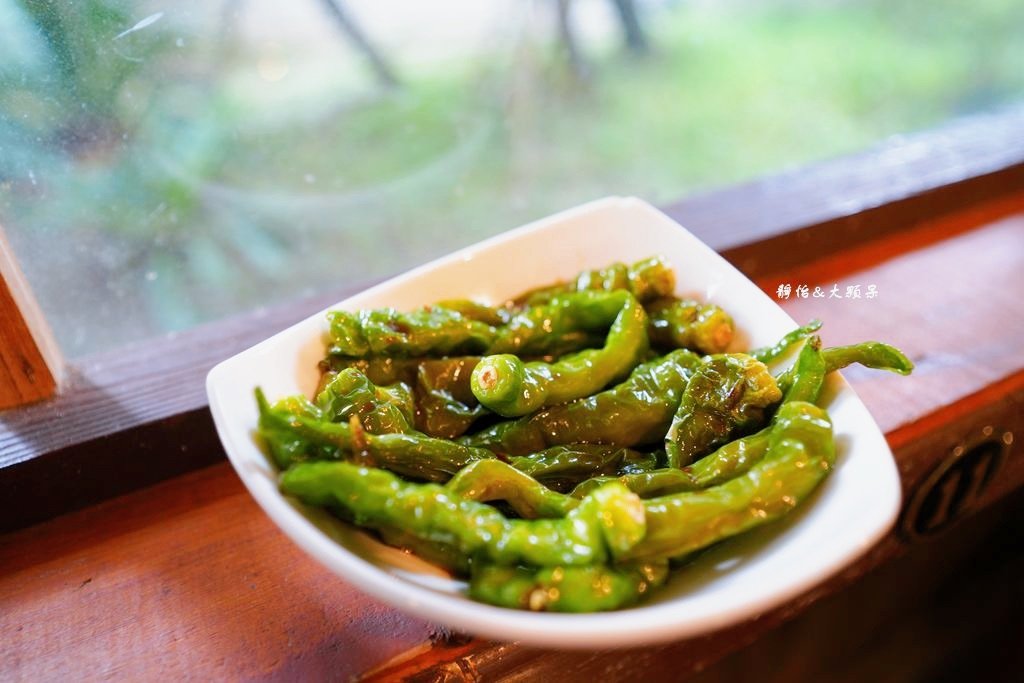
[{"xmin": 206, "ymin": 196, "xmax": 901, "ymax": 648}]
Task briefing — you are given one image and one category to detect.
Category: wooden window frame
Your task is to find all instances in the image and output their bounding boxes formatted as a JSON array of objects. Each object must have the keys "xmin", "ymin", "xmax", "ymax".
[{"xmin": 2, "ymin": 105, "xmax": 1024, "ymax": 531}]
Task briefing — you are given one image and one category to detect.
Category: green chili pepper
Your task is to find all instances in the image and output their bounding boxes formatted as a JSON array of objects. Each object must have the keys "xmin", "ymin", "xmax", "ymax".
[
  {"xmin": 508, "ymin": 444, "xmax": 646, "ymax": 493},
  {"xmin": 432, "ymin": 300, "xmax": 511, "ymax": 326},
  {"xmin": 515, "ymin": 256, "xmax": 675, "ymax": 307},
  {"xmin": 665, "ymin": 354, "xmax": 782, "ymax": 468},
  {"xmin": 469, "ymin": 561, "xmax": 669, "ymax": 612},
  {"xmin": 414, "ymin": 358, "xmax": 487, "ymax": 439},
  {"xmin": 321, "ymin": 356, "xmax": 423, "ymax": 386},
  {"xmin": 749, "ymin": 320, "xmax": 823, "ymax": 365},
  {"xmin": 489, "ymin": 289, "xmax": 636, "ymax": 357},
  {"xmin": 257, "ymin": 388, "xmax": 494, "ymax": 479},
  {"xmin": 823, "ymin": 341, "xmax": 914, "ymax": 375},
  {"xmin": 623, "ymin": 401, "xmax": 834, "ymax": 562},
  {"xmin": 315, "ymin": 367, "xmax": 415, "ymax": 433},
  {"xmin": 280, "ymin": 461, "xmax": 646, "ymax": 567},
  {"xmin": 646, "ymin": 298, "xmax": 735, "ymax": 354},
  {"xmin": 775, "ymin": 340, "xmax": 914, "ymax": 396},
  {"xmin": 447, "ymin": 460, "xmax": 579, "ymax": 519},
  {"xmin": 328, "ymin": 307, "xmax": 497, "ymax": 358},
  {"xmin": 462, "ymin": 349, "xmax": 702, "ymax": 455},
  {"xmin": 471, "ymin": 290, "xmax": 649, "ymax": 417},
  {"xmin": 570, "ymin": 429, "xmax": 772, "ymax": 499},
  {"xmin": 781, "ymin": 335, "xmax": 826, "ymax": 404},
  {"xmin": 328, "ymin": 288, "xmax": 651, "ymax": 363}
]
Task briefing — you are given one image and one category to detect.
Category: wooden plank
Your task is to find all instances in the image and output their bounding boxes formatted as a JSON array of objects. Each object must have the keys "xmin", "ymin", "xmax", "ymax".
[
  {"xmin": 0, "ymin": 464, "xmax": 439, "ymax": 681},
  {"xmin": 2, "ymin": 109, "xmax": 1024, "ymax": 526},
  {"xmin": 0, "ymin": 227, "xmax": 61, "ymax": 409},
  {"xmin": 2, "ymin": 208, "xmax": 1022, "ymax": 681}
]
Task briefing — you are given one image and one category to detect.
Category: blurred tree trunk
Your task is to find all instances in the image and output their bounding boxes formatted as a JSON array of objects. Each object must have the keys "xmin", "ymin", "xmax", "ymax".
[
  {"xmin": 319, "ymin": 0, "xmax": 399, "ymax": 88},
  {"xmin": 611, "ymin": 0, "xmax": 648, "ymax": 54}
]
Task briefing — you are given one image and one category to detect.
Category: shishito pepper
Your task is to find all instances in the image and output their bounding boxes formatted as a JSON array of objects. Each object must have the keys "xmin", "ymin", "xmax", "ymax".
[
  {"xmin": 328, "ymin": 286, "xmax": 655, "ymax": 363},
  {"xmin": 622, "ymin": 400, "xmax": 835, "ymax": 562},
  {"xmin": 463, "ymin": 349, "xmax": 702, "ymax": 454},
  {"xmin": 646, "ymin": 297, "xmax": 735, "ymax": 354},
  {"xmin": 470, "ymin": 290, "xmax": 650, "ymax": 417},
  {"xmin": 257, "ymin": 388, "xmax": 495, "ymax": 479},
  {"xmin": 280, "ymin": 461, "xmax": 646, "ymax": 567},
  {"xmin": 664, "ymin": 354, "xmax": 782, "ymax": 468},
  {"xmin": 749, "ymin": 320, "xmax": 823, "ymax": 365},
  {"xmin": 469, "ymin": 561, "xmax": 669, "ymax": 612},
  {"xmin": 514, "ymin": 256, "xmax": 676, "ymax": 307},
  {"xmin": 573, "ymin": 337, "xmax": 828, "ymax": 498},
  {"xmin": 509, "ymin": 444, "xmax": 657, "ymax": 492},
  {"xmin": 446, "ymin": 459, "xmax": 579, "ymax": 519}
]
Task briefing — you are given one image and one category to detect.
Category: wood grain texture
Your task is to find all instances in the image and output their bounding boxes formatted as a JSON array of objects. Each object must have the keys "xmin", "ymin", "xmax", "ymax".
[
  {"xmin": 0, "ymin": 465, "xmax": 439, "ymax": 681},
  {"xmin": 3, "ymin": 209, "xmax": 1023, "ymax": 681},
  {"xmin": 0, "ymin": 261, "xmax": 58, "ymax": 410}
]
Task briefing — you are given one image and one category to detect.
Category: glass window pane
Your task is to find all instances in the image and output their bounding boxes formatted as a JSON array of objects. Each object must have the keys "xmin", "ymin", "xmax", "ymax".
[{"xmin": 2, "ymin": 0, "xmax": 1022, "ymax": 357}]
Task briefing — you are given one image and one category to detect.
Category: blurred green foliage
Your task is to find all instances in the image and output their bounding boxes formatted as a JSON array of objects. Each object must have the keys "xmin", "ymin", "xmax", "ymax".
[{"xmin": 0, "ymin": 0, "xmax": 1022, "ymax": 355}]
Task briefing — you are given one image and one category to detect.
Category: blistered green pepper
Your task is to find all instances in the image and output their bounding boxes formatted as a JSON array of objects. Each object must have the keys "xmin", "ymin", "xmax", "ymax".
[
  {"xmin": 665, "ymin": 354, "xmax": 782, "ymax": 468},
  {"xmin": 570, "ymin": 429, "xmax": 772, "ymax": 499},
  {"xmin": 749, "ymin": 320, "xmax": 823, "ymax": 365},
  {"xmin": 507, "ymin": 445, "xmax": 650, "ymax": 493},
  {"xmin": 781, "ymin": 335, "xmax": 825, "ymax": 404},
  {"xmin": 471, "ymin": 290, "xmax": 649, "ymax": 417},
  {"xmin": 280, "ymin": 461, "xmax": 645, "ymax": 567},
  {"xmin": 646, "ymin": 298, "xmax": 735, "ymax": 354},
  {"xmin": 257, "ymin": 388, "xmax": 494, "ymax": 479},
  {"xmin": 316, "ymin": 367, "xmax": 415, "ymax": 434},
  {"xmin": 328, "ymin": 288, "xmax": 650, "ymax": 362},
  {"xmin": 623, "ymin": 401, "xmax": 834, "ymax": 562},
  {"xmin": 469, "ymin": 561, "xmax": 669, "ymax": 612},
  {"xmin": 328, "ymin": 307, "xmax": 496, "ymax": 358},
  {"xmin": 515, "ymin": 256, "xmax": 675, "ymax": 307},
  {"xmin": 414, "ymin": 357, "xmax": 486, "ymax": 439},
  {"xmin": 775, "ymin": 340, "xmax": 914, "ymax": 396},
  {"xmin": 462, "ymin": 349, "xmax": 702, "ymax": 455},
  {"xmin": 447, "ymin": 459, "xmax": 579, "ymax": 519}
]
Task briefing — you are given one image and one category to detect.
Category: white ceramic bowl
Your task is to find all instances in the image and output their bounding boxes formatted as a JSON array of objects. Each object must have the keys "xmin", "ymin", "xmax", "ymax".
[{"xmin": 206, "ymin": 197, "xmax": 900, "ymax": 648}]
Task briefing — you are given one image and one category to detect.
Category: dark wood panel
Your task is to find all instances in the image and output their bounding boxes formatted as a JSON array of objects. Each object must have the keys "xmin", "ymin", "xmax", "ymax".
[{"xmin": 2, "ymin": 108, "xmax": 1024, "ymax": 529}]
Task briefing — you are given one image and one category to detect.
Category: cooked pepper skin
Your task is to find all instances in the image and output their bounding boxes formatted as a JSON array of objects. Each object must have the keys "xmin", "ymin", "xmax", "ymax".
[
  {"xmin": 328, "ymin": 307, "xmax": 496, "ymax": 358},
  {"xmin": 571, "ymin": 340, "xmax": 824, "ymax": 500},
  {"xmin": 508, "ymin": 445, "xmax": 650, "ymax": 492},
  {"xmin": 463, "ymin": 349, "xmax": 702, "ymax": 455},
  {"xmin": 316, "ymin": 368, "xmax": 415, "ymax": 434},
  {"xmin": 781, "ymin": 335, "xmax": 826, "ymax": 404},
  {"xmin": 328, "ymin": 288, "xmax": 644, "ymax": 362},
  {"xmin": 414, "ymin": 358, "xmax": 486, "ymax": 439},
  {"xmin": 447, "ymin": 459, "xmax": 579, "ymax": 519},
  {"xmin": 515, "ymin": 256, "xmax": 675, "ymax": 307},
  {"xmin": 471, "ymin": 290, "xmax": 649, "ymax": 417},
  {"xmin": 646, "ymin": 298, "xmax": 735, "ymax": 354},
  {"xmin": 749, "ymin": 320, "xmax": 823, "ymax": 365},
  {"xmin": 665, "ymin": 354, "xmax": 782, "ymax": 468},
  {"xmin": 280, "ymin": 461, "xmax": 645, "ymax": 567},
  {"xmin": 257, "ymin": 388, "xmax": 494, "ymax": 479},
  {"xmin": 776, "ymin": 340, "xmax": 914, "ymax": 396},
  {"xmin": 469, "ymin": 561, "xmax": 669, "ymax": 612},
  {"xmin": 622, "ymin": 400, "xmax": 835, "ymax": 562}
]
